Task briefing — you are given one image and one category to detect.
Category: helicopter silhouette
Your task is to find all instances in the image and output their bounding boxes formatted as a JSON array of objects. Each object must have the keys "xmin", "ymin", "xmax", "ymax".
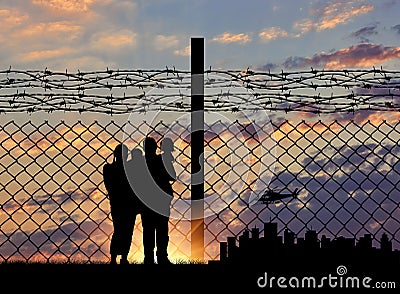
[{"xmin": 258, "ymin": 187, "xmax": 300, "ymax": 205}]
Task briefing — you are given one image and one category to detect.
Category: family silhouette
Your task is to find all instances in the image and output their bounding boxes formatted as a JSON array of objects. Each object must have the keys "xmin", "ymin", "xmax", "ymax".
[{"xmin": 103, "ymin": 136, "xmax": 176, "ymax": 265}]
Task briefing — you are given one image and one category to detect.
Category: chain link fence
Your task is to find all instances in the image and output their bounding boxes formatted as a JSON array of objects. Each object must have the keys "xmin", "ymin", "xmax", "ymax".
[{"xmin": 1, "ymin": 115, "xmax": 399, "ymax": 263}]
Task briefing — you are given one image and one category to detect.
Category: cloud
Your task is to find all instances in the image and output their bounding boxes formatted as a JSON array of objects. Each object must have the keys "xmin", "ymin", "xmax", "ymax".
[
  {"xmin": 0, "ymin": 188, "xmax": 114, "ymax": 261},
  {"xmin": 174, "ymin": 45, "xmax": 191, "ymax": 57},
  {"xmin": 0, "ymin": 8, "xmax": 29, "ymax": 29},
  {"xmin": 293, "ymin": 1, "xmax": 374, "ymax": 34},
  {"xmin": 349, "ymin": 23, "xmax": 379, "ymax": 43},
  {"xmin": 281, "ymin": 43, "xmax": 400, "ymax": 70},
  {"xmin": 259, "ymin": 1, "xmax": 376, "ymax": 41},
  {"xmin": 293, "ymin": 18, "xmax": 314, "ymax": 35},
  {"xmin": 18, "ymin": 47, "xmax": 75, "ymax": 62},
  {"xmin": 256, "ymin": 62, "xmax": 279, "ymax": 71},
  {"xmin": 300, "ymin": 141, "xmax": 400, "ymax": 202},
  {"xmin": 0, "ymin": 1, "xmax": 141, "ymax": 70},
  {"xmin": 264, "ymin": 153, "xmax": 400, "ymax": 239},
  {"xmin": 91, "ymin": 30, "xmax": 137, "ymax": 48},
  {"xmin": 153, "ymin": 35, "xmax": 179, "ymax": 51},
  {"xmin": 19, "ymin": 21, "xmax": 83, "ymax": 41},
  {"xmin": 334, "ymin": 110, "xmax": 400, "ymax": 126},
  {"xmin": 270, "ymin": 110, "xmax": 400, "ymax": 152},
  {"xmin": 391, "ymin": 24, "xmax": 400, "ymax": 35},
  {"xmin": 31, "ymin": 0, "xmax": 100, "ymax": 14},
  {"xmin": 211, "ymin": 32, "xmax": 252, "ymax": 45},
  {"xmin": 259, "ymin": 27, "xmax": 288, "ymax": 42}
]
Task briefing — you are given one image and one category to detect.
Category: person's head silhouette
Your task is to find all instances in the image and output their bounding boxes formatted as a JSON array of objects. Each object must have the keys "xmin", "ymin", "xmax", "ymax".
[
  {"xmin": 131, "ymin": 147, "xmax": 143, "ymax": 160},
  {"xmin": 161, "ymin": 137, "xmax": 174, "ymax": 154},
  {"xmin": 113, "ymin": 143, "xmax": 129, "ymax": 163},
  {"xmin": 144, "ymin": 136, "xmax": 157, "ymax": 156}
]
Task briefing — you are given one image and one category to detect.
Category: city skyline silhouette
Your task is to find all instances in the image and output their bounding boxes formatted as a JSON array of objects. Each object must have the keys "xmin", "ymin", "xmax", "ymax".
[{"xmin": 213, "ymin": 220, "xmax": 399, "ymax": 277}]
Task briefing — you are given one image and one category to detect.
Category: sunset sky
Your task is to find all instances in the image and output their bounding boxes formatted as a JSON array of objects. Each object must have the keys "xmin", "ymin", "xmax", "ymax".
[
  {"xmin": 0, "ymin": 0, "xmax": 399, "ymax": 72},
  {"xmin": 0, "ymin": 0, "xmax": 400, "ymax": 263}
]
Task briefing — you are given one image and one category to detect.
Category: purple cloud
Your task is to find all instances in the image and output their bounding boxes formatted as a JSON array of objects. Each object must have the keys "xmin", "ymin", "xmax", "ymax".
[
  {"xmin": 349, "ymin": 23, "xmax": 379, "ymax": 42},
  {"xmin": 392, "ymin": 24, "xmax": 400, "ymax": 35},
  {"xmin": 277, "ymin": 43, "xmax": 400, "ymax": 70}
]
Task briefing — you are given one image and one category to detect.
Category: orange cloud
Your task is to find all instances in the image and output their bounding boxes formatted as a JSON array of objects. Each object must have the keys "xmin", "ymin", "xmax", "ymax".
[
  {"xmin": 19, "ymin": 47, "xmax": 74, "ymax": 62},
  {"xmin": 0, "ymin": 9, "xmax": 29, "ymax": 29},
  {"xmin": 273, "ymin": 118, "xmax": 341, "ymax": 143},
  {"xmin": 174, "ymin": 45, "xmax": 191, "ymax": 57},
  {"xmin": 259, "ymin": 27, "xmax": 288, "ymax": 42},
  {"xmin": 91, "ymin": 31, "xmax": 137, "ymax": 48},
  {"xmin": 0, "ymin": 123, "xmax": 118, "ymax": 160},
  {"xmin": 211, "ymin": 32, "xmax": 252, "ymax": 45},
  {"xmin": 294, "ymin": 1, "xmax": 374, "ymax": 34},
  {"xmin": 318, "ymin": 4, "xmax": 374, "ymax": 31},
  {"xmin": 31, "ymin": 0, "xmax": 97, "ymax": 13},
  {"xmin": 154, "ymin": 35, "xmax": 179, "ymax": 51},
  {"xmin": 292, "ymin": 19, "xmax": 314, "ymax": 35},
  {"xmin": 19, "ymin": 21, "xmax": 83, "ymax": 41}
]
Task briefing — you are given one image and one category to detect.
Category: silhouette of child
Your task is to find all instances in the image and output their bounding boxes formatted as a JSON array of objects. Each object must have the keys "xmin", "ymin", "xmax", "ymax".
[{"xmin": 160, "ymin": 137, "xmax": 176, "ymax": 186}]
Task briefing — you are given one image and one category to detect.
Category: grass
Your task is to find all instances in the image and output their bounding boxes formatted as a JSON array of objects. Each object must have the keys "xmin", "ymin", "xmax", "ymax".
[
  {"xmin": 0, "ymin": 258, "xmax": 208, "ymax": 265},
  {"xmin": 172, "ymin": 258, "xmax": 206, "ymax": 264}
]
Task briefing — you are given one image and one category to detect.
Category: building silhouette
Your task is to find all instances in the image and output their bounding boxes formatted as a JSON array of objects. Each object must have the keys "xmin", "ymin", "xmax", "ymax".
[{"xmin": 215, "ymin": 221, "xmax": 400, "ymax": 274}]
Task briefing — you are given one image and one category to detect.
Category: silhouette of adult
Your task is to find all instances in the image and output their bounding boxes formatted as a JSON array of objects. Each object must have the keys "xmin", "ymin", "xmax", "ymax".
[
  {"xmin": 141, "ymin": 136, "xmax": 176, "ymax": 265},
  {"xmin": 103, "ymin": 143, "xmax": 138, "ymax": 265}
]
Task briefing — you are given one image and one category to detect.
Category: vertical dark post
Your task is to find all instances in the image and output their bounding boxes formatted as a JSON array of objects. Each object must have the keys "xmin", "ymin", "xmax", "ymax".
[{"xmin": 191, "ymin": 37, "xmax": 204, "ymax": 261}]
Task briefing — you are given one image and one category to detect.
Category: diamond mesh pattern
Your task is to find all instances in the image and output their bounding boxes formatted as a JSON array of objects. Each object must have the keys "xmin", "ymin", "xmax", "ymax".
[{"xmin": 0, "ymin": 118, "xmax": 399, "ymax": 263}]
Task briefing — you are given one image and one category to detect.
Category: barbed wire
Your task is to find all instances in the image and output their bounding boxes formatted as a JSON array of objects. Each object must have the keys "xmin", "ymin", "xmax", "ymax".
[{"xmin": 0, "ymin": 66, "xmax": 399, "ymax": 114}]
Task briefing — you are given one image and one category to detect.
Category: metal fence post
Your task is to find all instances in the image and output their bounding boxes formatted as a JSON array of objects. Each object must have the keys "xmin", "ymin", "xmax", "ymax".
[{"xmin": 190, "ymin": 37, "xmax": 205, "ymax": 261}]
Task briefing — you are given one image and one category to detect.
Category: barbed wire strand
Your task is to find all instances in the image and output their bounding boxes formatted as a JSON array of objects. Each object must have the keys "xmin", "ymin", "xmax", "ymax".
[{"xmin": 0, "ymin": 67, "xmax": 399, "ymax": 115}]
